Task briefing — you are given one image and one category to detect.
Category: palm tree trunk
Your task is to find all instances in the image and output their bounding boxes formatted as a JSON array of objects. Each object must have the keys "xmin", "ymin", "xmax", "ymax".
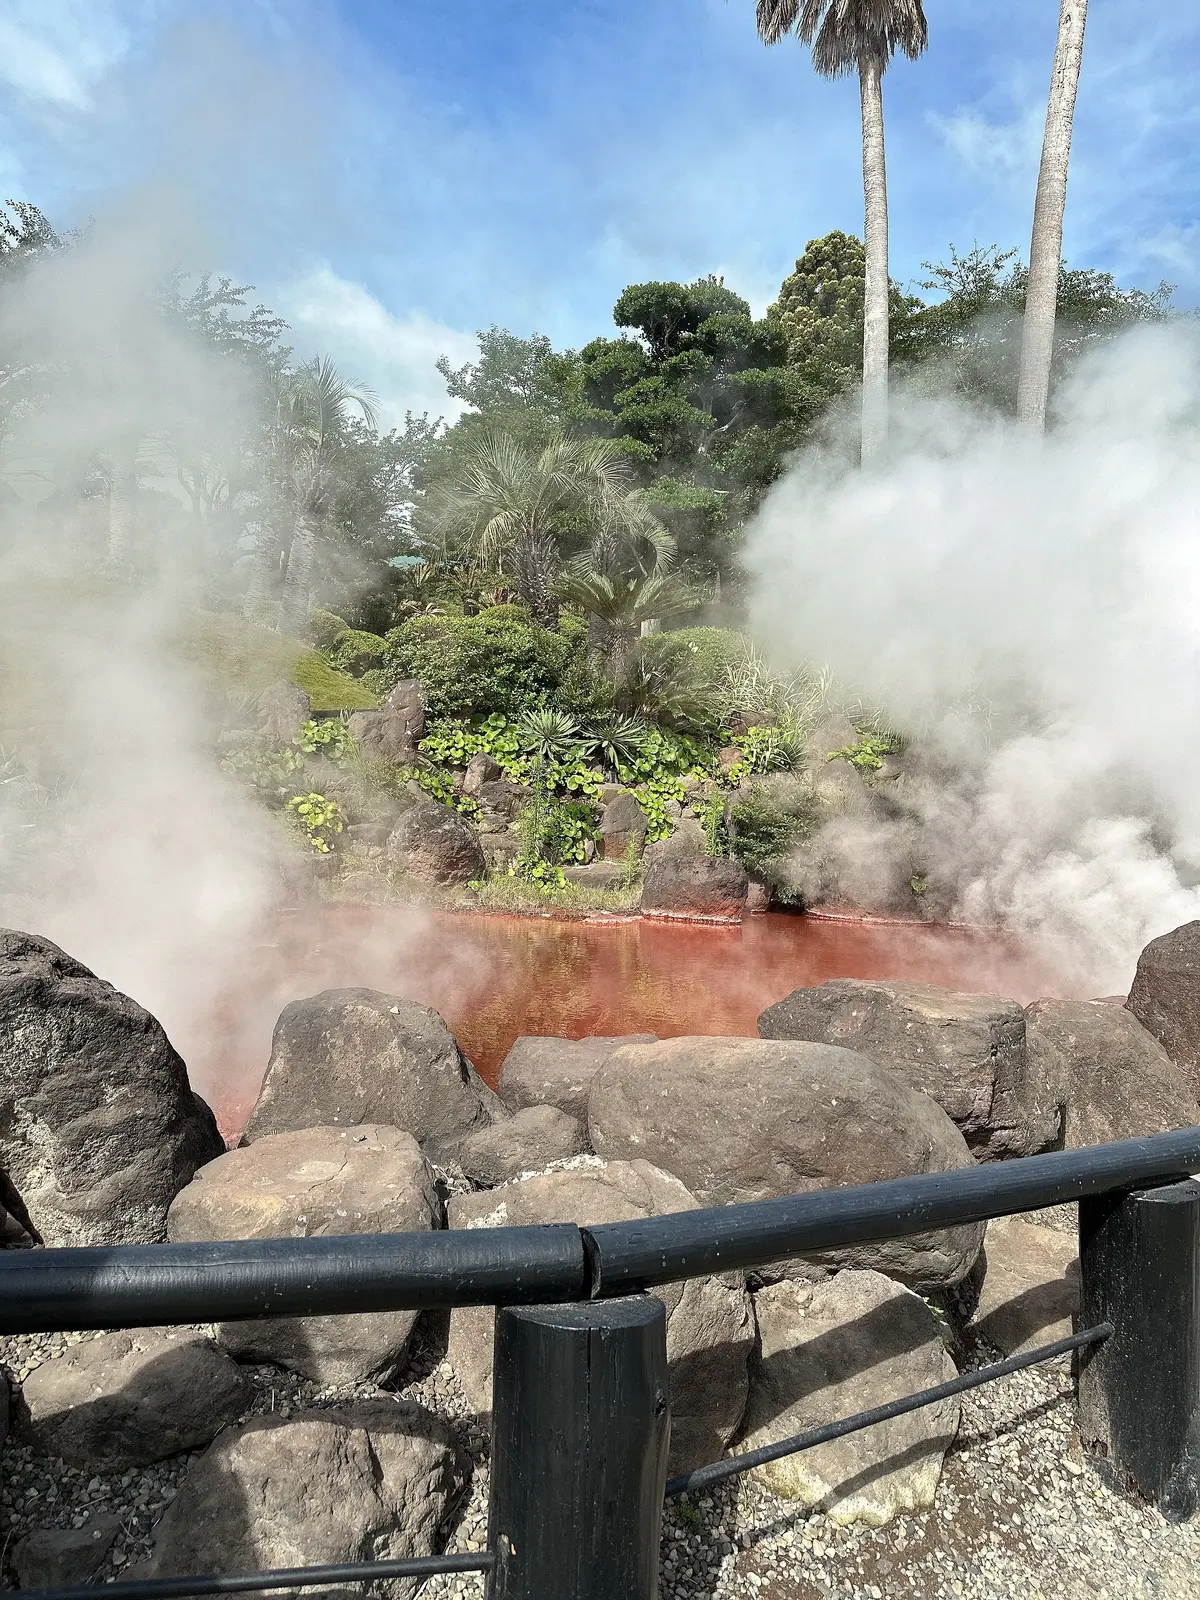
[
  {"xmin": 278, "ymin": 509, "xmax": 319, "ymax": 636},
  {"xmin": 107, "ymin": 452, "xmax": 137, "ymax": 562},
  {"xmin": 859, "ymin": 54, "xmax": 889, "ymax": 466},
  {"xmin": 1017, "ymin": 0, "xmax": 1088, "ymax": 430},
  {"xmin": 515, "ymin": 530, "xmax": 560, "ymax": 630}
]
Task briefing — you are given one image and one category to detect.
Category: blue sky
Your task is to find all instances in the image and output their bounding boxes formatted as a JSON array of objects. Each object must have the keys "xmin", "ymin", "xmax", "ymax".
[{"xmin": 2, "ymin": 1, "xmax": 1197, "ymax": 425}]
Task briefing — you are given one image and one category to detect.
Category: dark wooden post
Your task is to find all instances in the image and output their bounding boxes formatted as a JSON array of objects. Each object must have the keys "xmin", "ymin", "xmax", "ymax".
[
  {"xmin": 486, "ymin": 1296, "xmax": 670, "ymax": 1600},
  {"xmin": 1078, "ymin": 1178, "xmax": 1200, "ymax": 1519}
]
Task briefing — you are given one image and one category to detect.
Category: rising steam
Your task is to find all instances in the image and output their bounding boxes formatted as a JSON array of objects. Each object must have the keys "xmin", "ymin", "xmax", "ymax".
[{"xmin": 744, "ymin": 323, "xmax": 1200, "ymax": 993}]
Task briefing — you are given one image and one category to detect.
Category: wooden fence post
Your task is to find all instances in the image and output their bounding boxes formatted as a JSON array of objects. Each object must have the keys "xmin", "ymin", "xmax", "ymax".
[
  {"xmin": 486, "ymin": 1296, "xmax": 670, "ymax": 1600},
  {"xmin": 1078, "ymin": 1178, "xmax": 1200, "ymax": 1519}
]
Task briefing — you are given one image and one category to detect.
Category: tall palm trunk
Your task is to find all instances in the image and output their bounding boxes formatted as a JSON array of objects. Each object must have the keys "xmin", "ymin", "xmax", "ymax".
[
  {"xmin": 278, "ymin": 508, "xmax": 319, "ymax": 637},
  {"xmin": 1017, "ymin": 0, "xmax": 1088, "ymax": 430},
  {"xmin": 106, "ymin": 452, "xmax": 137, "ymax": 562},
  {"xmin": 859, "ymin": 53, "xmax": 890, "ymax": 465}
]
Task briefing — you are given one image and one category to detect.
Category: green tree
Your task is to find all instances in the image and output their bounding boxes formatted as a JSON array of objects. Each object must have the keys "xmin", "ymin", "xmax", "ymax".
[
  {"xmin": 556, "ymin": 559, "xmax": 694, "ymax": 681},
  {"xmin": 271, "ymin": 355, "xmax": 377, "ymax": 636},
  {"xmin": 1017, "ymin": 0, "xmax": 1088, "ymax": 429},
  {"xmin": 755, "ymin": 1, "xmax": 929, "ymax": 463},
  {"xmin": 433, "ymin": 432, "xmax": 671, "ymax": 629}
]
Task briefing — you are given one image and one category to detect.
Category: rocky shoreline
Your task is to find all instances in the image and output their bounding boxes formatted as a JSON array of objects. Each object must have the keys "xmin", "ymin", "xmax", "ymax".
[{"xmin": 5, "ymin": 919, "xmax": 1200, "ymax": 1592}]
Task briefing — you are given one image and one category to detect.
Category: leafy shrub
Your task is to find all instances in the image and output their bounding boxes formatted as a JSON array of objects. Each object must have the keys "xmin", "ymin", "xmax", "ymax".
[
  {"xmin": 328, "ymin": 628, "xmax": 387, "ymax": 677},
  {"xmin": 620, "ymin": 633, "xmax": 724, "ymax": 734},
  {"xmin": 728, "ymin": 781, "xmax": 821, "ymax": 878},
  {"xmin": 382, "ymin": 607, "xmax": 577, "ymax": 717},
  {"xmin": 220, "ymin": 734, "xmax": 303, "ymax": 793},
  {"xmin": 295, "ymin": 717, "xmax": 354, "ymax": 761},
  {"xmin": 287, "ymin": 792, "xmax": 345, "ymax": 853},
  {"xmin": 418, "ymin": 713, "xmax": 603, "ymax": 800},
  {"xmin": 517, "ymin": 708, "xmax": 584, "ymax": 764},
  {"xmin": 580, "ymin": 713, "xmax": 650, "ymax": 773},
  {"xmin": 512, "ymin": 782, "xmax": 598, "ymax": 887},
  {"xmin": 826, "ymin": 731, "xmax": 898, "ymax": 772},
  {"xmin": 733, "ymin": 723, "xmax": 802, "ymax": 774},
  {"xmin": 307, "ymin": 608, "xmax": 350, "ymax": 650}
]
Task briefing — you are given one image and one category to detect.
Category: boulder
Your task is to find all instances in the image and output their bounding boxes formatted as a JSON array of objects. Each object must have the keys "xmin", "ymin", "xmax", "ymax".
[
  {"xmin": 259, "ymin": 682, "xmax": 311, "ymax": 745},
  {"xmin": 386, "ymin": 799, "xmax": 486, "ymax": 885},
  {"xmin": 447, "ymin": 1159, "xmax": 753, "ymax": 1473},
  {"xmin": 242, "ymin": 989, "xmax": 497, "ymax": 1156},
  {"xmin": 642, "ymin": 851, "xmax": 748, "ymax": 922},
  {"xmin": 462, "ymin": 751, "xmax": 502, "ymax": 796},
  {"xmin": 561, "ymin": 861, "xmax": 630, "ymax": 891},
  {"xmin": 19, "ymin": 1329, "xmax": 251, "ymax": 1470},
  {"xmin": 347, "ymin": 678, "xmax": 426, "ymax": 765},
  {"xmin": 498, "ymin": 1034, "xmax": 657, "ymax": 1121},
  {"xmin": 1, "ymin": 1371, "xmax": 8, "ymax": 1452},
  {"xmin": 1, "ymin": 1166, "xmax": 41, "ymax": 1247},
  {"xmin": 599, "ymin": 792, "xmax": 649, "ymax": 861},
  {"xmin": 168, "ymin": 1125, "xmax": 439, "ymax": 1384},
  {"xmin": 588, "ymin": 1037, "xmax": 984, "ymax": 1289},
  {"xmin": 1126, "ymin": 921, "xmax": 1200, "ymax": 1096},
  {"xmin": 479, "ymin": 832, "xmax": 521, "ymax": 872},
  {"xmin": 13, "ymin": 1516, "xmax": 122, "ymax": 1588},
  {"xmin": 140, "ymin": 1403, "xmax": 465, "ymax": 1592},
  {"xmin": 456, "ymin": 1105, "xmax": 586, "ymax": 1186},
  {"xmin": 969, "ymin": 1217, "xmax": 1079, "ymax": 1357},
  {"xmin": 475, "ymin": 780, "xmax": 530, "ymax": 828},
  {"xmin": 741, "ymin": 1271, "xmax": 959, "ymax": 1527},
  {"xmin": 758, "ymin": 979, "xmax": 1057, "ymax": 1160},
  {"xmin": 1023, "ymin": 999, "xmax": 1200, "ymax": 1231},
  {"xmin": 0, "ymin": 930, "xmax": 225, "ymax": 1246}
]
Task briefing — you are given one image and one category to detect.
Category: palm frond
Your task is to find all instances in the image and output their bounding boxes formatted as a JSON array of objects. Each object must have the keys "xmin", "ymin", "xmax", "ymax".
[{"xmin": 760, "ymin": 0, "xmax": 927, "ymax": 73}]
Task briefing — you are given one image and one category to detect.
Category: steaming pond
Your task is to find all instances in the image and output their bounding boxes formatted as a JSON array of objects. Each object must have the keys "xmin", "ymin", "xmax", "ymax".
[{"xmin": 202, "ymin": 906, "xmax": 1067, "ymax": 1140}]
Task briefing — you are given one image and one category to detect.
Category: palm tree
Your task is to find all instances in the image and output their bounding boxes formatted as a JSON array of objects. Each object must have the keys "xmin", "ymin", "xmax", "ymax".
[
  {"xmin": 556, "ymin": 559, "xmax": 694, "ymax": 682},
  {"xmin": 273, "ymin": 355, "xmax": 376, "ymax": 636},
  {"xmin": 756, "ymin": 1, "xmax": 928, "ymax": 463},
  {"xmin": 435, "ymin": 432, "xmax": 672, "ymax": 629},
  {"xmin": 1016, "ymin": 0, "xmax": 1089, "ymax": 429}
]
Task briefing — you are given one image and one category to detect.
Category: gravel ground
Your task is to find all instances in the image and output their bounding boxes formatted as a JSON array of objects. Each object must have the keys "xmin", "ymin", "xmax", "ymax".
[{"xmin": 3, "ymin": 1330, "xmax": 1198, "ymax": 1597}]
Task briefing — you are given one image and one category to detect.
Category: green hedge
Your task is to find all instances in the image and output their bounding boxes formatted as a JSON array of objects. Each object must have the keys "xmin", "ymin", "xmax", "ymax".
[{"xmin": 382, "ymin": 607, "xmax": 580, "ymax": 717}]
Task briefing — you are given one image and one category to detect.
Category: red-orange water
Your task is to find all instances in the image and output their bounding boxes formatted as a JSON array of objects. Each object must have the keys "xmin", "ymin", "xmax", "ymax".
[{"xmin": 197, "ymin": 906, "xmax": 1073, "ymax": 1140}]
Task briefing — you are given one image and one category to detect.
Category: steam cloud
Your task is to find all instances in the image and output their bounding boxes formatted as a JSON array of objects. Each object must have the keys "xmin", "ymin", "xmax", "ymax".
[{"xmin": 743, "ymin": 323, "xmax": 1200, "ymax": 994}]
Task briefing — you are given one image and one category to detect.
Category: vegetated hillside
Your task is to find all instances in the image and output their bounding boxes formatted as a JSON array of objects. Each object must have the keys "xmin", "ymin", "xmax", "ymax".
[{"xmin": 177, "ymin": 612, "xmax": 378, "ymax": 713}]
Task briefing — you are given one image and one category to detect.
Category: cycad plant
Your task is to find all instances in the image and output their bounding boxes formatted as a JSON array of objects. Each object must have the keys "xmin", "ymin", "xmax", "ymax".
[
  {"xmin": 272, "ymin": 355, "xmax": 377, "ymax": 635},
  {"xmin": 755, "ymin": 1, "xmax": 928, "ymax": 463},
  {"xmin": 434, "ymin": 432, "xmax": 673, "ymax": 629},
  {"xmin": 556, "ymin": 559, "xmax": 695, "ymax": 682}
]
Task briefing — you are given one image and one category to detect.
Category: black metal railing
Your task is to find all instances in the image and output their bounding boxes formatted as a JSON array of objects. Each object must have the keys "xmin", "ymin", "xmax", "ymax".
[{"xmin": 4, "ymin": 1128, "xmax": 1200, "ymax": 1600}]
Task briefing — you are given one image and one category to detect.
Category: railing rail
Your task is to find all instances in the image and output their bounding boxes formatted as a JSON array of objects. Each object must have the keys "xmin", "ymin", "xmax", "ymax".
[
  {"xmin": 4, "ymin": 1126, "xmax": 1200, "ymax": 1599},
  {"xmin": 3, "ymin": 1129, "xmax": 1199, "ymax": 1334}
]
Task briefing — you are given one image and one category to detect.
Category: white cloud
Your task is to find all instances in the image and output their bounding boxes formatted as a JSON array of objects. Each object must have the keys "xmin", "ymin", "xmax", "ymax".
[
  {"xmin": 274, "ymin": 265, "xmax": 476, "ymax": 431},
  {"xmin": 0, "ymin": 2, "xmax": 133, "ymax": 111},
  {"xmin": 927, "ymin": 104, "xmax": 1044, "ymax": 180}
]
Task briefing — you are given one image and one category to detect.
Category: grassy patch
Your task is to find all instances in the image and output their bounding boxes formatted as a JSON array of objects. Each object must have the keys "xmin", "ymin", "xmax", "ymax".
[
  {"xmin": 179, "ymin": 611, "xmax": 378, "ymax": 712},
  {"xmin": 470, "ymin": 873, "xmax": 642, "ymax": 917}
]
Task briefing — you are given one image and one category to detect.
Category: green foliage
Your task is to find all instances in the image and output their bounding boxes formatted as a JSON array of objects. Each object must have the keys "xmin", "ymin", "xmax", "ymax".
[
  {"xmin": 512, "ymin": 778, "xmax": 598, "ymax": 887},
  {"xmin": 700, "ymin": 792, "xmax": 728, "ymax": 858},
  {"xmin": 727, "ymin": 784, "xmax": 817, "ymax": 877},
  {"xmin": 327, "ymin": 628, "xmax": 387, "ymax": 677},
  {"xmin": 307, "ymin": 608, "xmax": 350, "ymax": 650},
  {"xmin": 516, "ymin": 707, "xmax": 584, "ymax": 765},
  {"xmin": 733, "ymin": 723, "xmax": 802, "ymax": 773},
  {"xmin": 286, "ymin": 792, "xmax": 345, "ymax": 853},
  {"xmin": 219, "ymin": 736, "xmax": 303, "ymax": 792},
  {"xmin": 294, "ymin": 717, "xmax": 354, "ymax": 761},
  {"xmin": 826, "ymin": 732, "xmax": 898, "ymax": 772},
  {"xmin": 581, "ymin": 713, "xmax": 651, "ymax": 773},
  {"xmin": 289, "ymin": 651, "xmax": 379, "ymax": 712},
  {"xmin": 383, "ymin": 608, "xmax": 577, "ymax": 717}
]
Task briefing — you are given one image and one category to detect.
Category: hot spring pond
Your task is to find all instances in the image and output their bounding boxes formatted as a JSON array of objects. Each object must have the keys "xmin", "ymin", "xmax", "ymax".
[{"xmin": 202, "ymin": 906, "xmax": 1067, "ymax": 1140}]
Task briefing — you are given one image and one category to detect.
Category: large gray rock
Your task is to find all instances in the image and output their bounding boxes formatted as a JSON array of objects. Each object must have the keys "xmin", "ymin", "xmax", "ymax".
[
  {"xmin": 588, "ymin": 1037, "xmax": 984, "ymax": 1289},
  {"xmin": 259, "ymin": 682, "xmax": 311, "ymax": 745},
  {"xmin": 1, "ymin": 1371, "xmax": 8, "ymax": 1453},
  {"xmin": 140, "ymin": 1403, "xmax": 465, "ymax": 1593},
  {"xmin": 1127, "ymin": 921, "xmax": 1200, "ymax": 1097},
  {"xmin": 498, "ymin": 1034, "xmax": 657, "ymax": 1120},
  {"xmin": 642, "ymin": 850, "xmax": 748, "ymax": 922},
  {"xmin": 168, "ymin": 1124, "xmax": 439, "ymax": 1384},
  {"xmin": 456, "ymin": 1105, "xmax": 586, "ymax": 1186},
  {"xmin": 447, "ymin": 1159, "xmax": 753, "ymax": 1473},
  {"xmin": 462, "ymin": 751, "xmax": 502, "ymax": 796},
  {"xmin": 19, "ymin": 1329, "xmax": 251, "ymax": 1470},
  {"xmin": 1024, "ymin": 999, "xmax": 1200, "ymax": 1231},
  {"xmin": 0, "ymin": 930, "xmax": 225, "ymax": 1246},
  {"xmin": 599, "ymin": 792, "xmax": 648, "ymax": 860},
  {"xmin": 242, "ymin": 989, "xmax": 496, "ymax": 1155},
  {"xmin": 741, "ymin": 1271, "xmax": 959, "ymax": 1527},
  {"xmin": 347, "ymin": 678, "xmax": 426, "ymax": 765},
  {"xmin": 386, "ymin": 799, "xmax": 486, "ymax": 885},
  {"xmin": 758, "ymin": 979, "xmax": 1057, "ymax": 1160},
  {"xmin": 970, "ymin": 1216, "xmax": 1078, "ymax": 1357},
  {"xmin": 13, "ymin": 1517, "xmax": 122, "ymax": 1588},
  {"xmin": 1, "ymin": 1166, "xmax": 40, "ymax": 1247}
]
